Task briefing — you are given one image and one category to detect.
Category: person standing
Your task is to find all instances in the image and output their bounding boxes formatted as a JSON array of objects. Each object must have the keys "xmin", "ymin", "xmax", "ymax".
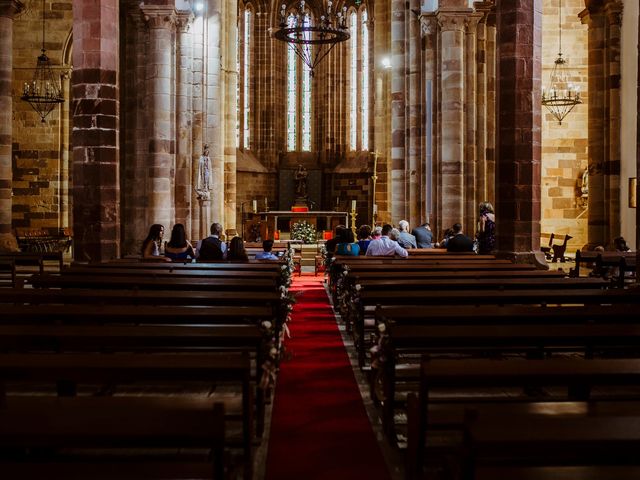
[
  {"xmin": 412, "ymin": 222, "xmax": 434, "ymax": 248},
  {"xmin": 446, "ymin": 223, "xmax": 475, "ymax": 252},
  {"xmin": 196, "ymin": 222, "xmax": 227, "ymax": 261},
  {"xmin": 476, "ymin": 202, "xmax": 496, "ymax": 254}
]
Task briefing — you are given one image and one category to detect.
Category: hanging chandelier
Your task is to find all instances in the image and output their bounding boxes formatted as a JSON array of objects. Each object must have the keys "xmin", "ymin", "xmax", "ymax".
[
  {"xmin": 273, "ymin": 0, "xmax": 350, "ymax": 77},
  {"xmin": 21, "ymin": 0, "xmax": 64, "ymax": 123},
  {"xmin": 541, "ymin": 0, "xmax": 581, "ymax": 125}
]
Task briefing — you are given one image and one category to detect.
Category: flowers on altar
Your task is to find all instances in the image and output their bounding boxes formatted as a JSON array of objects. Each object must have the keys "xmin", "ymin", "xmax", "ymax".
[{"xmin": 291, "ymin": 220, "xmax": 316, "ymax": 244}]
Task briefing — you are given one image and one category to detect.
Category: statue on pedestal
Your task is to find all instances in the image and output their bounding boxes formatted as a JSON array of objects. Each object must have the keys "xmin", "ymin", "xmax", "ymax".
[
  {"xmin": 196, "ymin": 144, "xmax": 212, "ymax": 200},
  {"xmin": 294, "ymin": 164, "xmax": 308, "ymax": 205}
]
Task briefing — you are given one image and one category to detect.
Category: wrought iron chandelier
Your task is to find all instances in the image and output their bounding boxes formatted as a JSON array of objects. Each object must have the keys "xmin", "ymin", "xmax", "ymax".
[
  {"xmin": 273, "ymin": 0, "xmax": 350, "ymax": 77},
  {"xmin": 541, "ymin": 0, "xmax": 581, "ymax": 125},
  {"xmin": 21, "ymin": 0, "xmax": 64, "ymax": 123}
]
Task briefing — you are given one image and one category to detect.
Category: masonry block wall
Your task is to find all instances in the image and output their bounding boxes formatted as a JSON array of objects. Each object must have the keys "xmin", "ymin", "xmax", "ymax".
[{"xmin": 541, "ymin": 0, "xmax": 589, "ymax": 251}]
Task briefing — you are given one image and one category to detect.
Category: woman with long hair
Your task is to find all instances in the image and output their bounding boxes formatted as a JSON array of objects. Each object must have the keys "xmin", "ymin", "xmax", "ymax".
[
  {"xmin": 164, "ymin": 224, "xmax": 195, "ymax": 262},
  {"xmin": 227, "ymin": 236, "xmax": 249, "ymax": 262},
  {"xmin": 476, "ymin": 201, "xmax": 496, "ymax": 254},
  {"xmin": 141, "ymin": 224, "xmax": 170, "ymax": 261}
]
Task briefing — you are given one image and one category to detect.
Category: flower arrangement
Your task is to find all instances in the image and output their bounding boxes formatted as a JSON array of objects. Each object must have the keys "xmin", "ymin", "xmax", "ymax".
[{"xmin": 290, "ymin": 220, "xmax": 316, "ymax": 244}]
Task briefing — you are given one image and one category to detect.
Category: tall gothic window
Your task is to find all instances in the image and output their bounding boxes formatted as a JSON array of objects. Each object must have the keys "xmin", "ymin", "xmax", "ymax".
[
  {"xmin": 243, "ymin": 8, "xmax": 251, "ymax": 149},
  {"xmin": 286, "ymin": 13, "xmax": 313, "ymax": 152},
  {"xmin": 349, "ymin": 7, "xmax": 369, "ymax": 151},
  {"xmin": 237, "ymin": 5, "xmax": 252, "ymax": 150}
]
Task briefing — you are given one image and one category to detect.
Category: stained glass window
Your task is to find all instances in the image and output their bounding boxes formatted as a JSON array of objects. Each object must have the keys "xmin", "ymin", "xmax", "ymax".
[
  {"xmin": 301, "ymin": 14, "xmax": 312, "ymax": 152},
  {"xmin": 350, "ymin": 11, "xmax": 358, "ymax": 151},
  {"xmin": 361, "ymin": 9, "xmax": 369, "ymax": 150},
  {"xmin": 286, "ymin": 14, "xmax": 297, "ymax": 151},
  {"xmin": 243, "ymin": 9, "xmax": 251, "ymax": 149}
]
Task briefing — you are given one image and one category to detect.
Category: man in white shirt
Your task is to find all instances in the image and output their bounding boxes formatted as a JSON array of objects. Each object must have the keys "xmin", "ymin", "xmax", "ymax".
[{"xmin": 365, "ymin": 224, "xmax": 409, "ymax": 257}]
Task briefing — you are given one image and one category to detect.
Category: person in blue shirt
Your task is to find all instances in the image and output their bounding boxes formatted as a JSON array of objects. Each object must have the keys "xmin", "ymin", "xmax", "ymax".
[{"xmin": 255, "ymin": 239, "xmax": 279, "ymax": 261}]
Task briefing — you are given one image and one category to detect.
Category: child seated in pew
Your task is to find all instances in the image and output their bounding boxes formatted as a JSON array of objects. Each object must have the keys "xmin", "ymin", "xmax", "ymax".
[{"xmin": 255, "ymin": 239, "xmax": 279, "ymax": 261}]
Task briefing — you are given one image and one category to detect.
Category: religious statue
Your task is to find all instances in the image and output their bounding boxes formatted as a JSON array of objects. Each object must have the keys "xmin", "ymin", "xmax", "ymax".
[
  {"xmin": 580, "ymin": 167, "xmax": 589, "ymax": 197},
  {"xmin": 196, "ymin": 144, "xmax": 212, "ymax": 200},
  {"xmin": 294, "ymin": 164, "xmax": 308, "ymax": 199}
]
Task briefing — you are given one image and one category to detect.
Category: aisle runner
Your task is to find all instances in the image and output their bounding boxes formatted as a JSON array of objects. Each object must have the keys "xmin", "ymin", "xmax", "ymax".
[{"xmin": 265, "ymin": 276, "xmax": 391, "ymax": 479}]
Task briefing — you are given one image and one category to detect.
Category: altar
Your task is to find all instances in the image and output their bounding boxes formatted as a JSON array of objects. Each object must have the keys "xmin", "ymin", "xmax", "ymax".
[{"xmin": 244, "ymin": 211, "xmax": 350, "ymax": 241}]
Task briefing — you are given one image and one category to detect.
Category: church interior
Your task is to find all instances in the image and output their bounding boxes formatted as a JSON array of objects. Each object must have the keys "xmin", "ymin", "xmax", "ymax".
[{"xmin": 1, "ymin": 0, "xmax": 640, "ymax": 478}]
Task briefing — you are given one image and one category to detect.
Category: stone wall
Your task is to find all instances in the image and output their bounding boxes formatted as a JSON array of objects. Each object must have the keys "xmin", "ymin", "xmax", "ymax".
[
  {"xmin": 540, "ymin": 0, "xmax": 589, "ymax": 252},
  {"xmin": 11, "ymin": 0, "xmax": 72, "ymax": 230}
]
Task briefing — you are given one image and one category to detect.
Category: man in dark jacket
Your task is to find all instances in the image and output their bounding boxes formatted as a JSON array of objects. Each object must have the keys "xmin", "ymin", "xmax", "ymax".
[
  {"xmin": 446, "ymin": 223, "xmax": 474, "ymax": 252},
  {"xmin": 197, "ymin": 223, "xmax": 227, "ymax": 261},
  {"xmin": 411, "ymin": 222, "xmax": 434, "ymax": 248}
]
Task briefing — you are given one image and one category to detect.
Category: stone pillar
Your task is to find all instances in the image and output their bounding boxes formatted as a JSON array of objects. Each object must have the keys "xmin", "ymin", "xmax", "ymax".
[
  {"xmin": 206, "ymin": 2, "xmax": 224, "ymax": 228},
  {"xmin": 437, "ymin": 10, "xmax": 467, "ymax": 232},
  {"xmin": 420, "ymin": 13, "xmax": 438, "ymax": 226},
  {"xmin": 391, "ymin": 0, "xmax": 407, "ymax": 223},
  {"xmin": 475, "ymin": 7, "xmax": 489, "ymax": 209},
  {"xmin": 464, "ymin": 14, "xmax": 482, "ymax": 235},
  {"xmin": 408, "ymin": 0, "xmax": 422, "ymax": 226},
  {"xmin": 71, "ymin": 0, "xmax": 120, "ymax": 261},
  {"xmin": 605, "ymin": 1, "xmax": 622, "ymax": 242},
  {"xmin": 190, "ymin": 13, "xmax": 204, "ymax": 240},
  {"xmin": 637, "ymin": 6, "xmax": 640, "ymax": 255},
  {"xmin": 485, "ymin": 11, "xmax": 497, "ymax": 205},
  {"xmin": 58, "ymin": 70, "xmax": 71, "ymax": 232},
  {"xmin": 142, "ymin": 6, "xmax": 177, "ymax": 231},
  {"xmin": 495, "ymin": 0, "xmax": 543, "ymax": 260},
  {"xmin": 175, "ymin": 12, "xmax": 194, "ymax": 235},
  {"xmin": 222, "ymin": 0, "xmax": 237, "ymax": 233},
  {"xmin": 0, "ymin": 0, "xmax": 23, "ymax": 236}
]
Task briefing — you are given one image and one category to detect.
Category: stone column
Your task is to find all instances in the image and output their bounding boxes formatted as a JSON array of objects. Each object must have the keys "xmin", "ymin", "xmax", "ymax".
[
  {"xmin": 0, "ymin": 0, "xmax": 23, "ymax": 236},
  {"xmin": 437, "ymin": 11, "xmax": 467, "ymax": 232},
  {"xmin": 420, "ymin": 13, "xmax": 437, "ymax": 227},
  {"xmin": 206, "ymin": 1, "xmax": 224, "ymax": 228},
  {"xmin": 408, "ymin": 0, "xmax": 422, "ymax": 226},
  {"xmin": 175, "ymin": 12, "xmax": 194, "ymax": 235},
  {"xmin": 142, "ymin": 6, "xmax": 177, "ymax": 231},
  {"xmin": 495, "ymin": 0, "xmax": 543, "ymax": 261},
  {"xmin": 391, "ymin": 0, "xmax": 407, "ymax": 223},
  {"xmin": 222, "ymin": 0, "xmax": 237, "ymax": 233},
  {"xmin": 475, "ymin": 7, "xmax": 489, "ymax": 208},
  {"xmin": 71, "ymin": 0, "xmax": 120, "ymax": 261},
  {"xmin": 190, "ymin": 13, "xmax": 204, "ymax": 240},
  {"xmin": 58, "ymin": 70, "xmax": 71, "ymax": 232},
  {"xmin": 485, "ymin": 11, "xmax": 497, "ymax": 205},
  {"xmin": 605, "ymin": 1, "xmax": 623, "ymax": 242},
  {"xmin": 464, "ymin": 14, "xmax": 482, "ymax": 235},
  {"xmin": 637, "ymin": 6, "xmax": 640, "ymax": 255}
]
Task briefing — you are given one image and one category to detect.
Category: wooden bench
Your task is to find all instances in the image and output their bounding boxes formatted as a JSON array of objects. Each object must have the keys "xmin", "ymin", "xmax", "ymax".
[
  {"xmin": 0, "ymin": 396, "xmax": 225, "ymax": 479},
  {"xmin": 0, "ymin": 251, "xmax": 64, "ymax": 274},
  {"xmin": 0, "ymin": 352, "xmax": 251, "ymax": 478},
  {"xmin": 405, "ymin": 357, "xmax": 640, "ymax": 479},
  {"xmin": 375, "ymin": 319, "xmax": 640, "ymax": 438},
  {"xmin": 0, "ymin": 260, "xmax": 16, "ymax": 288}
]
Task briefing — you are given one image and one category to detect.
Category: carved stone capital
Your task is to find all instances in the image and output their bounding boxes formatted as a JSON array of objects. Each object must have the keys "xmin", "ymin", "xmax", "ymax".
[
  {"xmin": 419, "ymin": 14, "xmax": 437, "ymax": 37},
  {"xmin": 603, "ymin": 0, "xmax": 623, "ymax": 27},
  {"xmin": 436, "ymin": 12, "xmax": 467, "ymax": 32},
  {"xmin": 0, "ymin": 0, "xmax": 24, "ymax": 19},
  {"xmin": 175, "ymin": 11, "xmax": 194, "ymax": 33},
  {"xmin": 141, "ymin": 6, "xmax": 177, "ymax": 30},
  {"xmin": 464, "ymin": 13, "xmax": 483, "ymax": 33}
]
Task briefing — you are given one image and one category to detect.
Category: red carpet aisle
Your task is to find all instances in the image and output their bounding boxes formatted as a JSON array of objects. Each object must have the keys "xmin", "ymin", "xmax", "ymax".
[{"xmin": 265, "ymin": 276, "xmax": 392, "ymax": 480}]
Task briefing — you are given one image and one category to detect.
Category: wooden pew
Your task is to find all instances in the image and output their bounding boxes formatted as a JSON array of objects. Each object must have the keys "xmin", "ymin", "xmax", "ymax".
[
  {"xmin": 73, "ymin": 260, "xmax": 284, "ymax": 272},
  {"xmin": 0, "ymin": 352, "xmax": 251, "ymax": 479},
  {"xmin": 375, "ymin": 319, "xmax": 640, "ymax": 438},
  {"xmin": 0, "ymin": 396, "xmax": 225, "ymax": 480},
  {"xmin": 405, "ymin": 357, "xmax": 640, "ymax": 479},
  {"xmin": 30, "ymin": 273, "xmax": 278, "ymax": 292},
  {"xmin": 64, "ymin": 266, "xmax": 282, "ymax": 281},
  {"xmin": 0, "ymin": 250, "xmax": 64, "ymax": 273},
  {"xmin": 0, "ymin": 260, "xmax": 15, "ymax": 288}
]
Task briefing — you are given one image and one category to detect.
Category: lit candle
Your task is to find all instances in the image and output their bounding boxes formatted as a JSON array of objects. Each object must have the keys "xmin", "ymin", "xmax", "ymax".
[
  {"xmin": 264, "ymin": 197, "xmax": 268, "ymax": 209},
  {"xmin": 252, "ymin": 199, "xmax": 257, "ymax": 213},
  {"xmin": 351, "ymin": 200, "xmax": 356, "ymax": 212},
  {"xmin": 336, "ymin": 196, "xmax": 340, "ymax": 206},
  {"xmin": 373, "ymin": 204, "xmax": 378, "ymax": 215}
]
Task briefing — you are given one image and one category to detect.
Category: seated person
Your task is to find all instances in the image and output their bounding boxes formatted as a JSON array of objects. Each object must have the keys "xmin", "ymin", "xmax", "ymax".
[
  {"xmin": 446, "ymin": 223, "xmax": 475, "ymax": 252},
  {"xmin": 255, "ymin": 239, "xmax": 279, "ymax": 261},
  {"xmin": 227, "ymin": 236, "xmax": 248, "ymax": 262},
  {"xmin": 325, "ymin": 225, "xmax": 346, "ymax": 257},
  {"xmin": 614, "ymin": 236, "xmax": 630, "ymax": 252},
  {"xmin": 397, "ymin": 220, "xmax": 417, "ymax": 249},
  {"xmin": 435, "ymin": 228, "xmax": 454, "ymax": 249},
  {"xmin": 164, "ymin": 223, "xmax": 195, "ymax": 261},
  {"xmin": 141, "ymin": 224, "xmax": 171, "ymax": 262},
  {"xmin": 196, "ymin": 222, "xmax": 227, "ymax": 261},
  {"xmin": 336, "ymin": 229, "xmax": 360, "ymax": 256},
  {"xmin": 356, "ymin": 225, "xmax": 372, "ymax": 255},
  {"xmin": 366, "ymin": 224, "xmax": 408, "ymax": 257}
]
